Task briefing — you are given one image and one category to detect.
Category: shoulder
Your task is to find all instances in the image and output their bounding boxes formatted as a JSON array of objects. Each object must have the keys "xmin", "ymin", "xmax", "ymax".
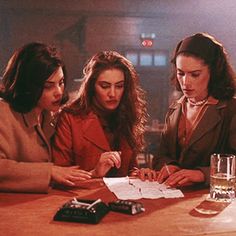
[
  {"xmin": 58, "ymin": 109, "xmax": 95, "ymax": 119},
  {"xmin": 225, "ymin": 97, "xmax": 236, "ymax": 114},
  {"xmin": 216, "ymin": 98, "xmax": 236, "ymax": 124},
  {"xmin": 57, "ymin": 109, "xmax": 98, "ymax": 126},
  {"xmin": 228, "ymin": 97, "xmax": 236, "ymax": 106},
  {"xmin": 0, "ymin": 98, "xmax": 10, "ymax": 110},
  {"xmin": 0, "ymin": 99, "xmax": 17, "ymax": 120},
  {"xmin": 0, "ymin": 99, "xmax": 22, "ymax": 134}
]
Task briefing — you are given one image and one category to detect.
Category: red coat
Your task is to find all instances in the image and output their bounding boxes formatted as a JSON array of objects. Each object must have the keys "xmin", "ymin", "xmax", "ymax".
[{"xmin": 52, "ymin": 111, "xmax": 137, "ymax": 177}]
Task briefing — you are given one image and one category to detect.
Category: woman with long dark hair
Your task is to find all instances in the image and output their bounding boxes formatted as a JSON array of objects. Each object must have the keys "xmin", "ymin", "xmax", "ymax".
[{"xmin": 52, "ymin": 50, "xmax": 147, "ymax": 177}]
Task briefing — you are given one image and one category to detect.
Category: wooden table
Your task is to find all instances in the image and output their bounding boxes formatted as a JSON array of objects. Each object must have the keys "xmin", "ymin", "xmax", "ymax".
[{"xmin": 1, "ymin": 179, "xmax": 236, "ymax": 236}]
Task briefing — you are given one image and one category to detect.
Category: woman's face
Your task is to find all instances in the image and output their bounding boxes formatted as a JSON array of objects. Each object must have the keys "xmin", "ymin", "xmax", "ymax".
[
  {"xmin": 37, "ymin": 66, "xmax": 65, "ymax": 112},
  {"xmin": 94, "ymin": 68, "xmax": 125, "ymax": 111},
  {"xmin": 176, "ymin": 54, "xmax": 210, "ymax": 101}
]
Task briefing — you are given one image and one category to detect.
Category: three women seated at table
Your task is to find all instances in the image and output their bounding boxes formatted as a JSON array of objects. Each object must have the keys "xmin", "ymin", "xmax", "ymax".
[{"xmin": 0, "ymin": 32, "xmax": 235, "ymax": 193}]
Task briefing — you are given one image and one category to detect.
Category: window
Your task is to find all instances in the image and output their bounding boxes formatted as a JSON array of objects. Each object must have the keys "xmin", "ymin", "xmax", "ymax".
[
  {"xmin": 154, "ymin": 53, "xmax": 167, "ymax": 66},
  {"xmin": 140, "ymin": 52, "xmax": 152, "ymax": 66},
  {"xmin": 126, "ymin": 52, "xmax": 138, "ymax": 66},
  {"xmin": 125, "ymin": 50, "xmax": 168, "ymax": 67}
]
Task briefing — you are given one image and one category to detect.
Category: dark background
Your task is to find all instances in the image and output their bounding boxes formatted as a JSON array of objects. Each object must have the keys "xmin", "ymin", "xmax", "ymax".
[{"xmin": 0, "ymin": 0, "xmax": 236, "ymax": 124}]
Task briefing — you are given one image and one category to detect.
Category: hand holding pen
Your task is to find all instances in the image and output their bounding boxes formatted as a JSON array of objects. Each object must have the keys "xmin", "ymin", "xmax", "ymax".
[{"xmin": 157, "ymin": 164, "xmax": 181, "ymax": 183}]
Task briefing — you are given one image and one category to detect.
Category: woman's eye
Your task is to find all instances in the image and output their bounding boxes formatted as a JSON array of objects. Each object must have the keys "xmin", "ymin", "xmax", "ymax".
[
  {"xmin": 100, "ymin": 85, "xmax": 110, "ymax": 89},
  {"xmin": 116, "ymin": 84, "xmax": 124, "ymax": 89},
  {"xmin": 177, "ymin": 72, "xmax": 184, "ymax": 77},
  {"xmin": 59, "ymin": 80, "xmax": 64, "ymax": 86},
  {"xmin": 44, "ymin": 84, "xmax": 53, "ymax": 89},
  {"xmin": 191, "ymin": 73, "xmax": 200, "ymax": 78}
]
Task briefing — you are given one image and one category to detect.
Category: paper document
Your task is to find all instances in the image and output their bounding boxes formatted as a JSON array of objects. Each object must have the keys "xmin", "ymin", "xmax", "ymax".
[{"xmin": 103, "ymin": 177, "xmax": 184, "ymax": 200}]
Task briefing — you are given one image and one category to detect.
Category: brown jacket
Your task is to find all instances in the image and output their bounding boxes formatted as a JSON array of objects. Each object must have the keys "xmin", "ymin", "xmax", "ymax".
[
  {"xmin": 153, "ymin": 98, "xmax": 236, "ymax": 184},
  {"xmin": 52, "ymin": 111, "xmax": 137, "ymax": 177},
  {"xmin": 0, "ymin": 99, "xmax": 54, "ymax": 193}
]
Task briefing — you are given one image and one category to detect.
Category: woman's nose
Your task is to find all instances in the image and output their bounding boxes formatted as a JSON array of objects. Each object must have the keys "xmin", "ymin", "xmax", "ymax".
[
  {"xmin": 182, "ymin": 75, "xmax": 191, "ymax": 86},
  {"xmin": 54, "ymin": 85, "xmax": 63, "ymax": 97},
  {"xmin": 108, "ymin": 86, "xmax": 116, "ymax": 97}
]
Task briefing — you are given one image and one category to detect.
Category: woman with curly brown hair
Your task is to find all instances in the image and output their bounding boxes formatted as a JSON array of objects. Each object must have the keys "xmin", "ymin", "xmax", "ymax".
[
  {"xmin": 52, "ymin": 51, "xmax": 147, "ymax": 178},
  {"xmin": 152, "ymin": 32, "xmax": 236, "ymax": 187}
]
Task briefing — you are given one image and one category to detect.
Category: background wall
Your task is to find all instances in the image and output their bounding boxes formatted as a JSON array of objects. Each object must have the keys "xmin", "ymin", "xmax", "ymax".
[{"xmin": 0, "ymin": 0, "xmax": 236, "ymax": 123}]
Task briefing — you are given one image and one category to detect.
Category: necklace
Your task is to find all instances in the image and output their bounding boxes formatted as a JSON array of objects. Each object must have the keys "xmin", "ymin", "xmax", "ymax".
[{"xmin": 187, "ymin": 98, "xmax": 208, "ymax": 106}]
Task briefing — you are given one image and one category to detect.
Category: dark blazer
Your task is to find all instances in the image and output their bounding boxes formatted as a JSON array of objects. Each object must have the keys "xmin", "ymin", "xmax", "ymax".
[
  {"xmin": 152, "ymin": 98, "xmax": 236, "ymax": 184},
  {"xmin": 52, "ymin": 111, "xmax": 137, "ymax": 177}
]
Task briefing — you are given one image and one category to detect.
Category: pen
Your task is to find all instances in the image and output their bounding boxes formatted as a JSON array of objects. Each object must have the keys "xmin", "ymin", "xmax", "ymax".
[
  {"xmin": 87, "ymin": 198, "xmax": 102, "ymax": 209},
  {"xmin": 164, "ymin": 163, "xmax": 171, "ymax": 176}
]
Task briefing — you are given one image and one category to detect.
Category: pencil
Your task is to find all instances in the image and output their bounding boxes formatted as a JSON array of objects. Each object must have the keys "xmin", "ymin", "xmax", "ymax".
[{"xmin": 164, "ymin": 163, "xmax": 171, "ymax": 176}]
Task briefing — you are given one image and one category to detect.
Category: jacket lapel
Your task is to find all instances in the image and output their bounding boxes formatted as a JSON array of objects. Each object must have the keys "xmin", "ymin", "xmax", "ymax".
[
  {"xmin": 41, "ymin": 111, "xmax": 55, "ymax": 157},
  {"xmin": 168, "ymin": 102, "xmax": 182, "ymax": 151},
  {"xmin": 82, "ymin": 112, "xmax": 110, "ymax": 151},
  {"xmin": 186, "ymin": 102, "xmax": 226, "ymax": 148},
  {"xmin": 23, "ymin": 110, "xmax": 53, "ymax": 157}
]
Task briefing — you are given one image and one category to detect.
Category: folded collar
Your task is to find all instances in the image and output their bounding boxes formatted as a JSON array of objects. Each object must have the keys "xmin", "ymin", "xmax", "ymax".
[{"xmin": 22, "ymin": 109, "xmax": 53, "ymax": 128}]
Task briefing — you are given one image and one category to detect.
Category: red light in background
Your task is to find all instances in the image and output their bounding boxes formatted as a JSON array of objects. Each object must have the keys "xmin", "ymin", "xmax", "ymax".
[{"xmin": 141, "ymin": 39, "xmax": 153, "ymax": 47}]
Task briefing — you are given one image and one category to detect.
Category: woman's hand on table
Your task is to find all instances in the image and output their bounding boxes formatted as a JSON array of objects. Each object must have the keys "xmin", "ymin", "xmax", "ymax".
[
  {"xmin": 51, "ymin": 165, "xmax": 92, "ymax": 187},
  {"xmin": 157, "ymin": 164, "xmax": 181, "ymax": 183},
  {"xmin": 90, "ymin": 151, "xmax": 121, "ymax": 177},
  {"xmin": 164, "ymin": 169, "xmax": 205, "ymax": 187},
  {"xmin": 129, "ymin": 165, "xmax": 205, "ymax": 187}
]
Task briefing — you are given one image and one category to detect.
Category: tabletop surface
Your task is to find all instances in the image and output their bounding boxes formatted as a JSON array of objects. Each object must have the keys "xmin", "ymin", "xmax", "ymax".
[{"xmin": 1, "ymin": 179, "xmax": 236, "ymax": 236}]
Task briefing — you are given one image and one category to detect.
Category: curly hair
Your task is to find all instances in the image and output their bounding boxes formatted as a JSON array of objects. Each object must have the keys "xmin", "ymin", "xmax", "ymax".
[
  {"xmin": 170, "ymin": 32, "xmax": 236, "ymax": 100},
  {"xmin": 0, "ymin": 42, "xmax": 67, "ymax": 113},
  {"xmin": 66, "ymin": 51, "xmax": 147, "ymax": 151}
]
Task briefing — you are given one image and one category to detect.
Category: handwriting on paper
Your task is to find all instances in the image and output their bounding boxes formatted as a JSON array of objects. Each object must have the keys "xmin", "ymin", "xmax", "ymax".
[{"xmin": 103, "ymin": 177, "xmax": 184, "ymax": 200}]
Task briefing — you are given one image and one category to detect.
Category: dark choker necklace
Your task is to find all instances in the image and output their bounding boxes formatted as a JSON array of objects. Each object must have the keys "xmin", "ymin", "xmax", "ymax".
[{"xmin": 187, "ymin": 98, "xmax": 208, "ymax": 106}]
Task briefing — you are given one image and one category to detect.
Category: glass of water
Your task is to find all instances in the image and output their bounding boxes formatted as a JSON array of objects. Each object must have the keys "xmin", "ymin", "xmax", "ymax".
[{"xmin": 210, "ymin": 153, "xmax": 236, "ymax": 202}]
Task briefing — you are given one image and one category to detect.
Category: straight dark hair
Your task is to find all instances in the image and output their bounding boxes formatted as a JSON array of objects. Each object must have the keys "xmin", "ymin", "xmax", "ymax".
[
  {"xmin": 170, "ymin": 33, "xmax": 236, "ymax": 100},
  {"xmin": 0, "ymin": 42, "xmax": 67, "ymax": 113}
]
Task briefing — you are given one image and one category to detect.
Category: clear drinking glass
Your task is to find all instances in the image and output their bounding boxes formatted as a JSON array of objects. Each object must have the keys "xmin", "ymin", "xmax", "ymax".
[{"xmin": 210, "ymin": 153, "xmax": 236, "ymax": 202}]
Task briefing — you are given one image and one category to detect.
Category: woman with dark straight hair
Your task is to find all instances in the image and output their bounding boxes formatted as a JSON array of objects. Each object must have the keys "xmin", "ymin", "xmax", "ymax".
[
  {"xmin": 151, "ymin": 32, "xmax": 236, "ymax": 187},
  {"xmin": 0, "ymin": 42, "xmax": 91, "ymax": 193}
]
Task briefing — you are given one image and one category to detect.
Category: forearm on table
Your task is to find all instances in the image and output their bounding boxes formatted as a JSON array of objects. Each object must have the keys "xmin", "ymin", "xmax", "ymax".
[{"xmin": 0, "ymin": 159, "xmax": 52, "ymax": 193}]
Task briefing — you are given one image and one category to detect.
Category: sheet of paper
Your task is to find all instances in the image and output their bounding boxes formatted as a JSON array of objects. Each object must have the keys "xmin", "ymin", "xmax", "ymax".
[
  {"xmin": 103, "ymin": 177, "xmax": 141, "ymax": 199},
  {"xmin": 103, "ymin": 177, "xmax": 184, "ymax": 200}
]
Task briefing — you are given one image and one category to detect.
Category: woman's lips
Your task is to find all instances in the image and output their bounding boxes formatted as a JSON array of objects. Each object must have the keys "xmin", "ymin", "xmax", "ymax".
[
  {"xmin": 106, "ymin": 100, "xmax": 117, "ymax": 104},
  {"xmin": 183, "ymin": 89, "xmax": 194, "ymax": 93},
  {"xmin": 52, "ymin": 99, "xmax": 61, "ymax": 106}
]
